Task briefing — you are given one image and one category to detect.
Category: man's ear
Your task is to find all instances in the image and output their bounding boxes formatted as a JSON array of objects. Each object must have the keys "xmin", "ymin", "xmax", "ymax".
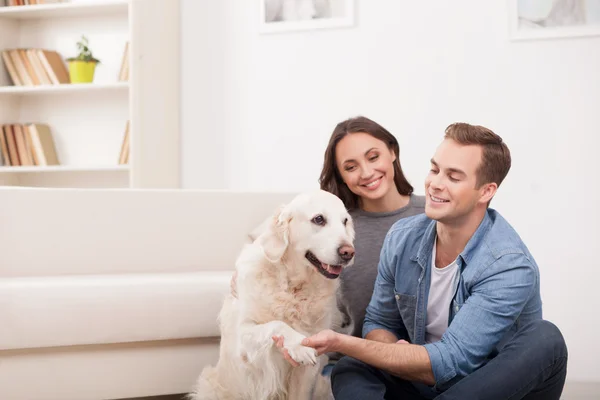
[
  {"xmin": 479, "ymin": 182, "xmax": 498, "ymax": 204},
  {"xmin": 256, "ymin": 204, "xmax": 292, "ymax": 263}
]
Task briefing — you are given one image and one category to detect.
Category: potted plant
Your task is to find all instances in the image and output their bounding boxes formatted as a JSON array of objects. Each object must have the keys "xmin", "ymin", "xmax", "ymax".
[{"xmin": 66, "ymin": 35, "xmax": 101, "ymax": 84}]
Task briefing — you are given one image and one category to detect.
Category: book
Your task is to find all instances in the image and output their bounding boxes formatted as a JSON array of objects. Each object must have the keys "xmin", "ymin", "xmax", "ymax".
[
  {"xmin": 118, "ymin": 120, "xmax": 130, "ymax": 164},
  {"xmin": 27, "ymin": 123, "xmax": 60, "ymax": 165}
]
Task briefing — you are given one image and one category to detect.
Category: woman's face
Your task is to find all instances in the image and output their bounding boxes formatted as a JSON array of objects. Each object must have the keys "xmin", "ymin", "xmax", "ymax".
[{"xmin": 335, "ymin": 132, "xmax": 397, "ymax": 203}]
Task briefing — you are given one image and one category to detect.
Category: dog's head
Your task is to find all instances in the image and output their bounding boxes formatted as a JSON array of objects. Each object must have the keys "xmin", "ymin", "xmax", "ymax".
[{"xmin": 257, "ymin": 189, "xmax": 355, "ymax": 279}]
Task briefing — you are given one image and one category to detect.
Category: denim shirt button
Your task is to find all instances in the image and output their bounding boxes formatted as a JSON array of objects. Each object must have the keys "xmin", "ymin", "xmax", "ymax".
[{"xmin": 395, "ymin": 294, "xmax": 400, "ymax": 300}]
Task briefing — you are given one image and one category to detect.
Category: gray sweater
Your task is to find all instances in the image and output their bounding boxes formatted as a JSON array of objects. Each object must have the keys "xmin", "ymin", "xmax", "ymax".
[{"xmin": 334, "ymin": 195, "xmax": 426, "ymax": 346}]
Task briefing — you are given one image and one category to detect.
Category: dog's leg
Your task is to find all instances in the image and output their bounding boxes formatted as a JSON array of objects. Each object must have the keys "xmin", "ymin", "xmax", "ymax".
[
  {"xmin": 311, "ymin": 355, "xmax": 334, "ymax": 400},
  {"xmin": 304, "ymin": 355, "xmax": 335, "ymax": 400},
  {"xmin": 238, "ymin": 320, "xmax": 317, "ymax": 398},
  {"xmin": 240, "ymin": 320, "xmax": 318, "ymax": 366},
  {"xmin": 288, "ymin": 364, "xmax": 320, "ymax": 400},
  {"xmin": 313, "ymin": 374, "xmax": 334, "ymax": 400}
]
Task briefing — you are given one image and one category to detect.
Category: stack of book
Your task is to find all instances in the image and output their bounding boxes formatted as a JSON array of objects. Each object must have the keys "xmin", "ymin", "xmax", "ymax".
[
  {"xmin": 1, "ymin": 49, "xmax": 70, "ymax": 86},
  {"xmin": 0, "ymin": 123, "xmax": 60, "ymax": 166},
  {"xmin": 3, "ymin": 1, "xmax": 65, "ymax": 6}
]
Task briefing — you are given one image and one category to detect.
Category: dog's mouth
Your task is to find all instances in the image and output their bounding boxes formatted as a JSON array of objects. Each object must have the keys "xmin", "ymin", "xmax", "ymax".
[{"xmin": 305, "ymin": 251, "xmax": 343, "ymax": 279}]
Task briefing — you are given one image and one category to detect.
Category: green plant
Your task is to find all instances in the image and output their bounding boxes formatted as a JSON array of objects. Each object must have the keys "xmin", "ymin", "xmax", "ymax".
[{"xmin": 66, "ymin": 35, "xmax": 101, "ymax": 63}]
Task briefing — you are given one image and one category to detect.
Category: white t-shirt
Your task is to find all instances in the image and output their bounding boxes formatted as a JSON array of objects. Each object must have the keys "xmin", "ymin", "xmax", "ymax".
[{"xmin": 425, "ymin": 238, "xmax": 460, "ymax": 343}]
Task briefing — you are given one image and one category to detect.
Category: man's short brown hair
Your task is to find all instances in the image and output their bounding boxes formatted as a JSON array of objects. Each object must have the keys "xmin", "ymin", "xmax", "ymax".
[{"xmin": 444, "ymin": 123, "xmax": 511, "ymax": 188}]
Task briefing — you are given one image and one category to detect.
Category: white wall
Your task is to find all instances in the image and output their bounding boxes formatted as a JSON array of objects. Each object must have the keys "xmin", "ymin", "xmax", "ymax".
[{"xmin": 181, "ymin": 1, "xmax": 600, "ymax": 383}]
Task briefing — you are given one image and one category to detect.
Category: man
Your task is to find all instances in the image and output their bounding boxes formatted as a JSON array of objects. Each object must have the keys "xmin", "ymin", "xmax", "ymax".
[{"xmin": 301, "ymin": 123, "xmax": 568, "ymax": 399}]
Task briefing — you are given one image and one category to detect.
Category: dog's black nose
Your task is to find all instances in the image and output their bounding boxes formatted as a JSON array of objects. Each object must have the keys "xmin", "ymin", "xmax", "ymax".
[{"xmin": 338, "ymin": 245, "xmax": 355, "ymax": 261}]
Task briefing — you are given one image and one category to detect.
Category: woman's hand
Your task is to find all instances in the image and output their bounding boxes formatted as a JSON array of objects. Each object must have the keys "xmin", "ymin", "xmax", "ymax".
[
  {"xmin": 271, "ymin": 335, "xmax": 300, "ymax": 367},
  {"xmin": 230, "ymin": 271, "xmax": 238, "ymax": 298},
  {"xmin": 301, "ymin": 329, "xmax": 341, "ymax": 355}
]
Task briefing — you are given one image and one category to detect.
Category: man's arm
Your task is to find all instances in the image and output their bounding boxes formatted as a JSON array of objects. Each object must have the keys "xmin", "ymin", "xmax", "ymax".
[
  {"xmin": 365, "ymin": 329, "xmax": 398, "ymax": 344},
  {"xmin": 304, "ymin": 330, "xmax": 435, "ymax": 385},
  {"xmin": 339, "ymin": 335, "xmax": 435, "ymax": 384}
]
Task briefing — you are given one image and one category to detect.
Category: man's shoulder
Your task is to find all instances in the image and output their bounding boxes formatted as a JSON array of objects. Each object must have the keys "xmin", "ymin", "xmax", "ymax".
[
  {"xmin": 386, "ymin": 213, "xmax": 432, "ymax": 243},
  {"xmin": 485, "ymin": 209, "xmax": 532, "ymax": 257},
  {"xmin": 464, "ymin": 209, "xmax": 538, "ymax": 279}
]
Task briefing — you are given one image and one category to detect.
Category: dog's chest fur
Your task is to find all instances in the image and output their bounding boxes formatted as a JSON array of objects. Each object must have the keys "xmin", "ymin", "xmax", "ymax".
[{"xmin": 253, "ymin": 273, "xmax": 337, "ymax": 335}]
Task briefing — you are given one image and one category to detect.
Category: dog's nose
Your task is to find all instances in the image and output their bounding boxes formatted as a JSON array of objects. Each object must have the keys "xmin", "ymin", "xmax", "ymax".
[{"xmin": 338, "ymin": 245, "xmax": 355, "ymax": 261}]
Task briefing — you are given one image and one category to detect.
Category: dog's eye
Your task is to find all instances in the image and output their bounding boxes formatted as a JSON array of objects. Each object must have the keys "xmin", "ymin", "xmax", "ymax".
[
  {"xmin": 343, "ymin": 218, "xmax": 348, "ymax": 226},
  {"xmin": 311, "ymin": 215, "xmax": 326, "ymax": 226}
]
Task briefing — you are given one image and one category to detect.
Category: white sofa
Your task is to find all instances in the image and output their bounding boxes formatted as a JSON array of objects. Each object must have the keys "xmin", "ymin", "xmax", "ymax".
[{"xmin": 0, "ymin": 187, "xmax": 296, "ymax": 400}]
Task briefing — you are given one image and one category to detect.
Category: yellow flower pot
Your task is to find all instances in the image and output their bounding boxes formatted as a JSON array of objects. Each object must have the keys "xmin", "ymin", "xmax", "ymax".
[{"xmin": 67, "ymin": 60, "xmax": 97, "ymax": 83}]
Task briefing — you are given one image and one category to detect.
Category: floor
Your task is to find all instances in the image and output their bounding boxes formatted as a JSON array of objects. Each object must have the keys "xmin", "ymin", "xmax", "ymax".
[
  {"xmin": 560, "ymin": 381, "xmax": 599, "ymax": 399},
  {"xmin": 120, "ymin": 381, "xmax": 599, "ymax": 399}
]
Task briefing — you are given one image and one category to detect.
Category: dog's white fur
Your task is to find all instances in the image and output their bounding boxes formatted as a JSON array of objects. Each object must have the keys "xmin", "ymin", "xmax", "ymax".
[{"xmin": 189, "ymin": 190, "xmax": 355, "ymax": 400}]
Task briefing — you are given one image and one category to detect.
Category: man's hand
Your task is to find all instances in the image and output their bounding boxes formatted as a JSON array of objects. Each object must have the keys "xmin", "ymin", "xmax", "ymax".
[
  {"xmin": 230, "ymin": 271, "xmax": 238, "ymax": 298},
  {"xmin": 301, "ymin": 329, "xmax": 341, "ymax": 356},
  {"xmin": 272, "ymin": 335, "xmax": 300, "ymax": 367}
]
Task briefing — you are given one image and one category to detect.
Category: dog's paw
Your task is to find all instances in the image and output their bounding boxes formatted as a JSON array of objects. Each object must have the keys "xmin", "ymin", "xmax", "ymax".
[{"xmin": 285, "ymin": 342, "xmax": 318, "ymax": 366}]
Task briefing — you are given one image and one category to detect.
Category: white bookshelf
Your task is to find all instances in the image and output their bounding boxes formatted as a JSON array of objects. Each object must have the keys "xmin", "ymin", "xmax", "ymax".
[
  {"xmin": 0, "ymin": 0, "xmax": 181, "ymax": 189},
  {"xmin": 0, "ymin": 164, "xmax": 128, "ymax": 172},
  {"xmin": 0, "ymin": 81, "xmax": 128, "ymax": 94},
  {"xmin": 0, "ymin": 0, "xmax": 128, "ymax": 19}
]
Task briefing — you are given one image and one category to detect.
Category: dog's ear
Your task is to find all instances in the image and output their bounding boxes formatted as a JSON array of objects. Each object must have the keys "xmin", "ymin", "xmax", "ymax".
[{"xmin": 257, "ymin": 204, "xmax": 292, "ymax": 263}]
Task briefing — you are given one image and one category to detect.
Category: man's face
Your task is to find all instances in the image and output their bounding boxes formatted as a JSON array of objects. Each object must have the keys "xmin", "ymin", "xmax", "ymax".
[{"xmin": 424, "ymin": 139, "xmax": 488, "ymax": 224}]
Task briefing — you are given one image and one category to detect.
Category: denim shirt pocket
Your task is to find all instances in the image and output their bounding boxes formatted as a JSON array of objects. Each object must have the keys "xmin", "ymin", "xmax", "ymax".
[{"xmin": 394, "ymin": 292, "xmax": 417, "ymax": 343}]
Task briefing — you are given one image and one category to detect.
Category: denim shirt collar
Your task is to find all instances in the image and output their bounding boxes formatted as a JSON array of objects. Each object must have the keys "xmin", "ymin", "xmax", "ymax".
[{"xmin": 413, "ymin": 210, "xmax": 494, "ymax": 270}]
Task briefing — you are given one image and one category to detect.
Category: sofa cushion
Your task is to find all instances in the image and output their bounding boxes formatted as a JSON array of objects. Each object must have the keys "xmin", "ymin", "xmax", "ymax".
[{"xmin": 0, "ymin": 271, "xmax": 230, "ymax": 350}]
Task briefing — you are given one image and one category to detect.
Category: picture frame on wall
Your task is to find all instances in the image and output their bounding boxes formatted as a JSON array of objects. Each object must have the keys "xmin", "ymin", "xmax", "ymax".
[
  {"xmin": 509, "ymin": 0, "xmax": 600, "ymax": 41},
  {"xmin": 259, "ymin": 0, "xmax": 355, "ymax": 34}
]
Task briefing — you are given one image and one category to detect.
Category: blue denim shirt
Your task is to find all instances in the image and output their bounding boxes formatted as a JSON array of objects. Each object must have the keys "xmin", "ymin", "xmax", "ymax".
[{"xmin": 362, "ymin": 209, "xmax": 542, "ymax": 393}]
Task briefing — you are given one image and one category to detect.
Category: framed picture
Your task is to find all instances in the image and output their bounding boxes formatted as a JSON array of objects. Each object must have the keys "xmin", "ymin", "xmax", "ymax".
[
  {"xmin": 509, "ymin": 0, "xmax": 600, "ymax": 40},
  {"xmin": 259, "ymin": 0, "xmax": 355, "ymax": 34}
]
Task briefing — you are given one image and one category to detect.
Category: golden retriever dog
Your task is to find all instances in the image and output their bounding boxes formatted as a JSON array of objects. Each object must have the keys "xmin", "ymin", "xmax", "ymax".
[{"xmin": 188, "ymin": 189, "xmax": 355, "ymax": 400}]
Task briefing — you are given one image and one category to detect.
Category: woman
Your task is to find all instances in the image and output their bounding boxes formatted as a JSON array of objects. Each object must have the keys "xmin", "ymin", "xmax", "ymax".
[{"xmin": 317, "ymin": 116, "xmax": 425, "ymax": 369}]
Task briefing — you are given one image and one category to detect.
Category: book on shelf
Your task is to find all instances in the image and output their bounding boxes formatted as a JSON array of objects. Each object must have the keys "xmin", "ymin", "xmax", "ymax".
[
  {"xmin": 118, "ymin": 120, "xmax": 130, "ymax": 165},
  {"xmin": 3, "ymin": 1, "xmax": 65, "ymax": 6},
  {"xmin": 118, "ymin": 41, "xmax": 129, "ymax": 82},
  {"xmin": 1, "ymin": 48, "xmax": 69, "ymax": 86},
  {"xmin": 0, "ymin": 123, "xmax": 59, "ymax": 167}
]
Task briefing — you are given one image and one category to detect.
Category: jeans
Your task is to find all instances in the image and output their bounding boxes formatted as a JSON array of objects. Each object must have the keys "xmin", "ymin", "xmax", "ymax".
[{"xmin": 331, "ymin": 320, "xmax": 568, "ymax": 400}]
